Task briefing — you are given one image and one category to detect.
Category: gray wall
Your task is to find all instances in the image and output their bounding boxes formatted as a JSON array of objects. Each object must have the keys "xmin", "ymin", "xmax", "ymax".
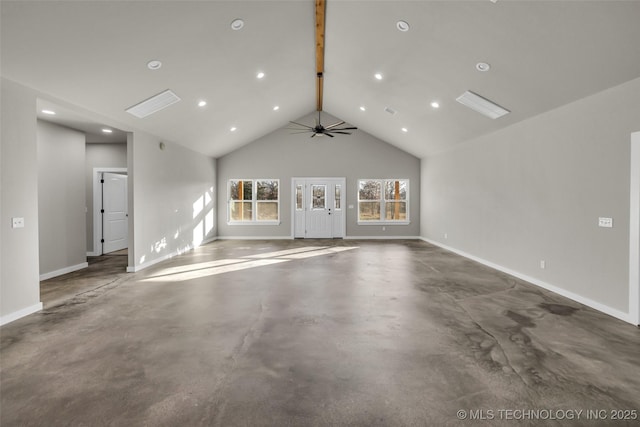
[
  {"xmin": 217, "ymin": 112, "xmax": 420, "ymax": 238},
  {"xmin": 37, "ymin": 120, "xmax": 87, "ymax": 276},
  {"xmin": 129, "ymin": 132, "xmax": 216, "ymax": 271},
  {"xmin": 85, "ymin": 143, "xmax": 127, "ymax": 252},
  {"xmin": 1, "ymin": 79, "xmax": 41, "ymax": 322},
  {"xmin": 421, "ymin": 77, "xmax": 640, "ymax": 316}
]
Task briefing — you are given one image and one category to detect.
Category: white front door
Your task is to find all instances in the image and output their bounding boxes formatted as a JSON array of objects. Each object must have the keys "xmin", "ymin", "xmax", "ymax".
[
  {"xmin": 293, "ymin": 178, "xmax": 345, "ymax": 238},
  {"xmin": 103, "ymin": 172, "xmax": 128, "ymax": 253}
]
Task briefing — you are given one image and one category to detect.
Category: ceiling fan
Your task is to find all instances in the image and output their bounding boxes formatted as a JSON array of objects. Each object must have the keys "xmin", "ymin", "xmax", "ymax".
[{"xmin": 286, "ymin": 0, "xmax": 357, "ymax": 138}]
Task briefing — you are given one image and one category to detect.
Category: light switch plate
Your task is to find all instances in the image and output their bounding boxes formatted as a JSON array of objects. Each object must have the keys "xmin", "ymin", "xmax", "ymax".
[
  {"xmin": 598, "ymin": 217, "xmax": 613, "ymax": 228},
  {"xmin": 11, "ymin": 217, "xmax": 25, "ymax": 228}
]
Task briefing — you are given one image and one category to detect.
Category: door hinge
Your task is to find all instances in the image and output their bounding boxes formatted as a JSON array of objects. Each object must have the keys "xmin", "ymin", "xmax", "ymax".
[
  {"xmin": 100, "ymin": 179, "xmax": 104, "ymax": 184},
  {"xmin": 101, "ymin": 239, "xmax": 104, "ymax": 243},
  {"xmin": 101, "ymin": 209, "xmax": 104, "ymax": 214}
]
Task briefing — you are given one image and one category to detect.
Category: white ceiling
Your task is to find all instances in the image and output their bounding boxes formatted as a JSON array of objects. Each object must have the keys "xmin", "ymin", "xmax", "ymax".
[{"xmin": 2, "ymin": 0, "xmax": 640, "ymax": 158}]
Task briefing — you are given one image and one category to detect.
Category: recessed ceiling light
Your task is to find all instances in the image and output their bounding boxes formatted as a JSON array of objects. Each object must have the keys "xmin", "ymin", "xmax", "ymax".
[
  {"xmin": 273, "ymin": 105, "xmax": 280, "ymax": 111},
  {"xmin": 198, "ymin": 100, "xmax": 207, "ymax": 107},
  {"xmin": 360, "ymin": 106, "xmax": 366, "ymax": 111},
  {"xmin": 147, "ymin": 60, "xmax": 162, "ymax": 70},
  {"xmin": 396, "ymin": 20, "xmax": 410, "ymax": 32},
  {"xmin": 256, "ymin": 72, "xmax": 265, "ymax": 79},
  {"xmin": 374, "ymin": 73, "xmax": 383, "ymax": 80},
  {"xmin": 476, "ymin": 62, "xmax": 491, "ymax": 72},
  {"xmin": 230, "ymin": 127, "xmax": 237, "ymax": 132},
  {"xmin": 41, "ymin": 109, "xmax": 56, "ymax": 115},
  {"xmin": 430, "ymin": 101, "xmax": 440, "ymax": 109},
  {"xmin": 102, "ymin": 128, "xmax": 113, "ymax": 134},
  {"xmin": 401, "ymin": 128, "xmax": 408, "ymax": 133},
  {"xmin": 231, "ymin": 19, "xmax": 244, "ymax": 30}
]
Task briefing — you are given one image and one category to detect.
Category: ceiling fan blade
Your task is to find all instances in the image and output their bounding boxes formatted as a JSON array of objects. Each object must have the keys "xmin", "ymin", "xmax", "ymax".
[
  {"xmin": 289, "ymin": 131, "xmax": 314, "ymax": 134},
  {"xmin": 329, "ymin": 131, "xmax": 352, "ymax": 135},
  {"xmin": 288, "ymin": 121, "xmax": 314, "ymax": 129},
  {"xmin": 331, "ymin": 127, "xmax": 358, "ymax": 131},
  {"xmin": 324, "ymin": 132, "xmax": 335, "ymax": 137},
  {"xmin": 325, "ymin": 121, "xmax": 345, "ymax": 129}
]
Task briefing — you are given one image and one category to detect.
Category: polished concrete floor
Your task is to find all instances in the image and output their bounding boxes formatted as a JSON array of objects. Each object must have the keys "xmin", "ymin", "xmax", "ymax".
[{"xmin": 1, "ymin": 240, "xmax": 639, "ymax": 426}]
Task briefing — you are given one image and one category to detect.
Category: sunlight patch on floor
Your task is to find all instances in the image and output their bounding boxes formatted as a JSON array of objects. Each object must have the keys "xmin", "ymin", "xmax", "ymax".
[{"xmin": 141, "ymin": 246, "xmax": 358, "ymax": 283}]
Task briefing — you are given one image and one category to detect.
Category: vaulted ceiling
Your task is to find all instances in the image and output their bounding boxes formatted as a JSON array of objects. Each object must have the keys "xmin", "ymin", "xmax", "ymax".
[{"xmin": 2, "ymin": 1, "xmax": 640, "ymax": 159}]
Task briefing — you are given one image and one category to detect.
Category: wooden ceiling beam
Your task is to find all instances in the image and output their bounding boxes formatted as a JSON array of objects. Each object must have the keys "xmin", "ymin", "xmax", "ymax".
[{"xmin": 315, "ymin": 0, "xmax": 325, "ymax": 112}]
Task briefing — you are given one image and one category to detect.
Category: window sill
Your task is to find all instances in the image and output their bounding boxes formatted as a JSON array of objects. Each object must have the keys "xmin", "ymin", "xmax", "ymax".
[
  {"xmin": 227, "ymin": 221, "xmax": 281, "ymax": 226},
  {"xmin": 357, "ymin": 221, "xmax": 410, "ymax": 226}
]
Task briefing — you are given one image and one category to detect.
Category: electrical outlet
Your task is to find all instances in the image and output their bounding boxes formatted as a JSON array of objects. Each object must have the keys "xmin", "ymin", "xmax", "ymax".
[
  {"xmin": 598, "ymin": 217, "xmax": 613, "ymax": 228},
  {"xmin": 11, "ymin": 217, "xmax": 25, "ymax": 228},
  {"xmin": 444, "ymin": 233, "xmax": 448, "ymax": 239},
  {"xmin": 540, "ymin": 260, "xmax": 546, "ymax": 269}
]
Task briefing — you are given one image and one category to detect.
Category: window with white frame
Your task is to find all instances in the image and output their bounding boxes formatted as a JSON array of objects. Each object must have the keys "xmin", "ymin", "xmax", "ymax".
[
  {"xmin": 229, "ymin": 179, "xmax": 279, "ymax": 224},
  {"xmin": 358, "ymin": 179, "xmax": 409, "ymax": 224}
]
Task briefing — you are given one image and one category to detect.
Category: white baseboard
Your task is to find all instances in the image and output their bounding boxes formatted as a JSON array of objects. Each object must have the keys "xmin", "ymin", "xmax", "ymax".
[
  {"xmin": 345, "ymin": 235, "xmax": 421, "ymax": 240},
  {"xmin": 420, "ymin": 237, "xmax": 632, "ymax": 325},
  {"xmin": 39, "ymin": 262, "xmax": 89, "ymax": 281},
  {"xmin": 86, "ymin": 251, "xmax": 99, "ymax": 257},
  {"xmin": 217, "ymin": 236, "xmax": 293, "ymax": 240},
  {"xmin": 1, "ymin": 302, "xmax": 43, "ymax": 326}
]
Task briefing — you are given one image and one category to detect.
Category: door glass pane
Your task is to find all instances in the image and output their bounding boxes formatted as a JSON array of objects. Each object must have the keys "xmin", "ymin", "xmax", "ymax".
[
  {"xmin": 335, "ymin": 184, "xmax": 341, "ymax": 210},
  {"xmin": 296, "ymin": 185, "xmax": 303, "ymax": 210},
  {"xmin": 312, "ymin": 185, "xmax": 326, "ymax": 209},
  {"xmin": 231, "ymin": 201, "xmax": 253, "ymax": 220},
  {"xmin": 385, "ymin": 201, "xmax": 406, "ymax": 220},
  {"xmin": 359, "ymin": 202, "xmax": 380, "ymax": 220},
  {"xmin": 257, "ymin": 202, "xmax": 278, "ymax": 220}
]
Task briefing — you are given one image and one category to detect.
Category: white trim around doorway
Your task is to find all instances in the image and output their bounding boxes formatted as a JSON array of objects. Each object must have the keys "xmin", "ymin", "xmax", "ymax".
[
  {"xmin": 89, "ymin": 167, "xmax": 128, "ymax": 256},
  {"xmin": 629, "ymin": 132, "xmax": 640, "ymax": 326}
]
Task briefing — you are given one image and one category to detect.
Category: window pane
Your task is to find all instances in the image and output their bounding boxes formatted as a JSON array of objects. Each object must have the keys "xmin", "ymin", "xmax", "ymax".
[
  {"xmin": 296, "ymin": 185, "xmax": 303, "ymax": 210},
  {"xmin": 242, "ymin": 181, "xmax": 252, "ymax": 200},
  {"xmin": 312, "ymin": 185, "xmax": 326, "ymax": 209},
  {"xmin": 230, "ymin": 201, "xmax": 253, "ymax": 221},
  {"xmin": 385, "ymin": 201, "xmax": 407, "ymax": 220},
  {"xmin": 257, "ymin": 202, "xmax": 278, "ymax": 220},
  {"xmin": 257, "ymin": 180, "xmax": 278, "ymax": 200},
  {"xmin": 384, "ymin": 180, "xmax": 407, "ymax": 200},
  {"xmin": 359, "ymin": 180, "xmax": 381, "ymax": 200},
  {"xmin": 230, "ymin": 180, "xmax": 252, "ymax": 201},
  {"xmin": 359, "ymin": 202, "xmax": 380, "ymax": 220},
  {"xmin": 335, "ymin": 184, "xmax": 341, "ymax": 210}
]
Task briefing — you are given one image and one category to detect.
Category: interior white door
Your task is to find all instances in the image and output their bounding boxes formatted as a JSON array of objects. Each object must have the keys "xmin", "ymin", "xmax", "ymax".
[
  {"xmin": 102, "ymin": 172, "xmax": 128, "ymax": 253},
  {"xmin": 293, "ymin": 178, "xmax": 345, "ymax": 238}
]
